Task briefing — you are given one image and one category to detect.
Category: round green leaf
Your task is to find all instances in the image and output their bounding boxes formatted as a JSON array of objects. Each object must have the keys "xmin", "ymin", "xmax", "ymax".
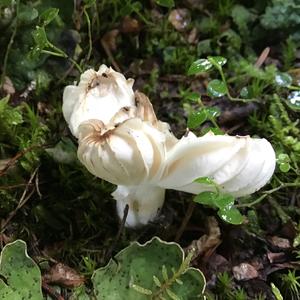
[
  {"xmin": 155, "ymin": 0, "xmax": 174, "ymax": 8},
  {"xmin": 279, "ymin": 162, "xmax": 290, "ymax": 173},
  {"xmin": 207, "ymin": 79, "xmax": 227, "ymax": 97},
  {"xmin": 275, "ymin": 72, "xmax": 292, "ymax": 87},
  {"xmin": 207, "ymin": 56, "xmax": 227, "ymax": 67},
  {"xmin": 286, "ymin": 91, "xmax": 300, "ymax": 111},
  {"xmin": 205, "ymin": 107, "xmax": 221, "ymax": 119},
  {"xmin": 240, "ymin": 86, "xmax": 250, "ymax": 98},
  {"xmin": 92, "ymin": 237, "xmax": 206, "ymax": 300},
  {"xmin": 217, "ymin": 207, "xmax": 244, "ymax": 225},
  {"xmin": 193, "ymin": 191, "xmax": 218, "ymax": 207},
  {"xmin": 0, "ymin": 240, "xmax": 43, "ymax": 300},
  {"xmin": 215, "ymin": 194, "xmax": 235, "ymax": 209},
  {"xmin": 184, "ymin": 92, "xmax": 200, "ymax": 102},
  {"xmin": 187, "ymin": 110, "xmax": 207, "ymax": 128},
  {"xmin": 187, "ymin": 59, "xmax": 213, "ymax": 75}
]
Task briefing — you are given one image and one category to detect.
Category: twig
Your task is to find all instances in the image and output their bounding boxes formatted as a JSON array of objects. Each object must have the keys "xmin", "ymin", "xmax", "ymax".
[
  {"xmin": 1, "ymin": 167, "xmax": 39, "ymax": 233},
  {"xmin": 101, "ymin": 37, "xmax": 121, "ymax": 72},
  {"xmin": 105, "ymin": 204, "xmax": 129, "ymax": 260},
  {"xmin": 254, "ymin": 47, "xmax": 270, "ymax": 68},
  {"xmin": 0, "ymin": 144, "xmax": 46, "ymax": 177},
  {"xmin": 175, "ymin": 201, "xmax": 196, "ymax": 242}
]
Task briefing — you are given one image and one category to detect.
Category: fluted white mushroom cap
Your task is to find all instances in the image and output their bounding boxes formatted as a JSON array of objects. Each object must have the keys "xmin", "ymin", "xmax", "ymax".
[
  {"xmin": 158, "ymin": 131, "xmax": 276, "ymax": 197},
  {"xmin": 77, "ymin": 117, "xmax": 167, "ymax": 186},
  {"xmin": 63, "ymin": 65, "xmax": 135, "ymax": 137}
]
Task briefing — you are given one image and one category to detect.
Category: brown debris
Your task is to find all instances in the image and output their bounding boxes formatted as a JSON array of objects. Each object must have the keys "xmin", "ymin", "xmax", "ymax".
[
  {"xmin": 168, "ymin": 9, "xmax": 191, "ymax": 32},
  {"xmin": 269, "ymin": 236, "xmax": 291, "ymax": 249},
  {"xmin": 185, "ymin": 217, "xmax": 221, "ymax": 260},
  {"xmin": 1, "ymin": 76, "xmax": 15, "ymax": 95},
  {"xmin": 43, "ymin": 263, "xmax": 85, "ymax": 288},
  {"xmin": 120, "ymin": 16, "xmax": 142, "ymax": 34},
  {"xmin": 232, "ymin": 262, "xmax": 259, "ymax": 281}
]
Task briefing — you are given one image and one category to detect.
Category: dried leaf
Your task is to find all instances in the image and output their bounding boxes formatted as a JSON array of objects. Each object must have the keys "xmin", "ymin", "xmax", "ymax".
[
  {"xmin": 43, "ymin": 263, "xmax": 85, "ymax": 288},
  {"xmin": 185, "ymin": 217, "xmax": 221, "ymax": 260},
  {"xmin": 168, "ymin": 9, "xmax": 191, "ymax": 32},
  {"xmin": 232, "ymin": 263, "xmax": 259, "ymax": 281}
]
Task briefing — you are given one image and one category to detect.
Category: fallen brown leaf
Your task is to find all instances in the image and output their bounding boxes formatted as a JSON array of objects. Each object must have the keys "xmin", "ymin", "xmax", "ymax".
[{"xmin": 43, "ymin": 263, "xmax": 85, "ymax": 288}]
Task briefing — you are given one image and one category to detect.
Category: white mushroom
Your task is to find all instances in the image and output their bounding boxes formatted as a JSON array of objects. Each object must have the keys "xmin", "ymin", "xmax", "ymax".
[
  {"xmin": 63, "ymin": 65, "xmax": 135, "ymax": 137},
  {"xmin": 63, "ymin": 66, "xmax": 276, "ymax": 227}
]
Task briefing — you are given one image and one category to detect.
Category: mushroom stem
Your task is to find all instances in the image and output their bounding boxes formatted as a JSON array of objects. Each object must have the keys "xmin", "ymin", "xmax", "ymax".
[{"xmin": 112, "ymin": 185, "xmax": 165, "ymax": 227}]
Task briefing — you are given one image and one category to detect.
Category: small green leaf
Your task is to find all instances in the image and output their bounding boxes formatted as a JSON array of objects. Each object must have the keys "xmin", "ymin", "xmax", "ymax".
[
  {"xmin": 185, "ymin": 92, "xmax": 200, "ymax": 102},
  {"xmin": 187, "ymin": 110, "xmax": 207, "ymax": 128},
  {"xmin": 187, "ymin": 59, "xmax": 213, "ymax": 75},
  {"xmin": 40, "ymin": 8, "xmax": 59, "ymax": 26},
  {"xmin": 193, "ymin": 192, "xmax": 218, "ymax": 207},
  {"xmin": 162, "ymin": 265, "xmax": 169, "ymax": 281},
  {"xmin": 279, "ymin": 162, "xmax": 290, "ymax": 173},
  {"xmin": 18, "ymin": 5, "xmax": 38, "ymax": 22},
  {"xmin": 217, "ymin": 207, "xmax": 244, "ymax": 225},
  {"xmin": 153, "ymin": 275, "xmax": 162, "ymax": 287},
  {"xmin": 271, "ymin": 283, "xmax": 283, "ymax": 300},
  {"xmin": 286, "ymin": 91, "xmax": 300, "ymax": 111},
  {"xmin": 202, "ymin": 127, "xmax": 224, "ymax": 135},
  {"xmin": 155, "ymin": 0, "xmax": 175, "ymax": 8},
  {"xmin": 205, "ymin": 107, "xmax": 221, "ymax": 119},
  {"xmin": 32, "ymin": 26, "xmax": 48, "ymax": 49},
  {"xmin": 207, "ymin": 79, "xmax": 227, "ymax": 97},
  {"xmin": 215, "ymin": 194, "xmax": 235, "ymax": 209},
  {"xmin": 194, "ymin": 177, "xmax": 215, "ymax": 185},
  {"xmin": 166, "ymin": 288, "xmax": 180, "ymax": 300},
  {"xmin": 277, "ymin": 153, "xmax": 290, "ymax": 162},
  {"xmin": 275, "ymin": 72, "xmax": 292, "ymax": 87},
  {"xmin": 207, "ymin": 56, "xmax": 227, "ymax": 68},
  {"xmin": 240, "ymin": 87, "xmax": 250, "ymax": 98}
]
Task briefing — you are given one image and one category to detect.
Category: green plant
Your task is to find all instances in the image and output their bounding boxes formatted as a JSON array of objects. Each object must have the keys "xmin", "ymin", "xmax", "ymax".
[
  {"xmin": 0, "ymin": 240, "xmax": 43, "ymax": 300},
  {"xmin": 92, "ymin": 237, "xmax": 206, "ymax": 299},
  {"xmin": 280, "ymin": 270, "xmax": 300, "ymax": 300}
]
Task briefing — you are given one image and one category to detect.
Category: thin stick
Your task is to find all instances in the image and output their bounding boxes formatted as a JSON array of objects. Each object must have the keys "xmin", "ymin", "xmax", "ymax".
[
  {"xmin": 106, "ymin": 204, "xmax": 129, "ymax": 260},
  {"xmin": 1, "ymin": 167, "xmax": 39, "ymax": 233},
  {"xmin": 175, "ymin": 201, "xmax": 196, "ymax": 242}
]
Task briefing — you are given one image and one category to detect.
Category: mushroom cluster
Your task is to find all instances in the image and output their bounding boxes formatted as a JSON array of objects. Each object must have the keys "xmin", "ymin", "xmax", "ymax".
[{"xmin": 63, "ymin": 65, "xmax": 276, "ymax": 227}]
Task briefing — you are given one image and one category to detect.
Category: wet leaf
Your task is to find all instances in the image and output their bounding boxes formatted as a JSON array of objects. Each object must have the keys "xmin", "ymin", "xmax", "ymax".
[
  {"xmin": 286, "ymin": 91, "xmax": 300, "ymax": 111},
  {"xmin": 215, "ymin": 194, "xmax": 235, "ymax": 209},
  {"xmin": 40, "ymin": 8, "xmax": 59, "ymax": 26},
  {"xmin": 207, "ymin": 79, "xmax": 227, "ymax": 97},
  {"xmin": 187, "ymin": 110, "xmax": 207, "ymax": 128},
  {"xmin": 275, "ymin": 72, "xmax": 292, "ymax": 87},
  {"xmin": 207, "ymin": 56, "xmax": 227, "ymax": 68},
  {"xmin": 279, "ymin": 162, "xmax": 290, "ymax": 173},
  {"xmin": 155, "ymin": 0, "xmax": 175, "ymax": 8},
  {"xmin": 187, "ymin": 59, "xmax": 213, "ymax": 75},
  {"xmin": 217, "ymin": 206, "xmax": 243, "ymax": 225},
  {"xmin": 194, "ymin": 177, "xmax": 215, "ymax": 185},
  {"xmin": 32, "ymin": 26, "xmax": 48, "ymax": 49},
  {"xmin": 205, "ymin": 107, "xmax": 221, "ymax": 119},
  {"xmin": 240, "ymin": 86, "xmax": 250, "ymax": 98},
  {"xmin": 184, "ymin": 92, "xmax": 200, "ymax": 102},
  {"xmin": 193, "ymin": 192, "xmax": 218, "ymax": 207}
]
